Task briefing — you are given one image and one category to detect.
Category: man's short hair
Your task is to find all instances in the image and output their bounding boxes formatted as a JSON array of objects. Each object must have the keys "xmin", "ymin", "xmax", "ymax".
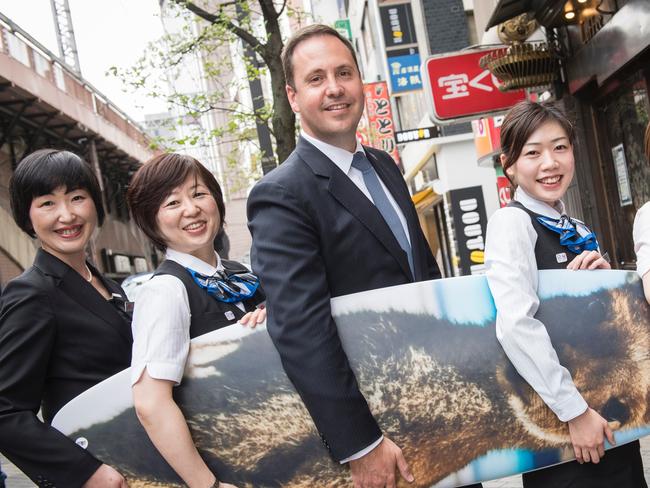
[
  {"xmin": 281, "ymin": 24, "xmax": 360, "ymax": 89},
  {"xmin": 10, "ymin": 149, "xmax": 105, "ymax": 238},
  {"xmin": 126, "ymin": 153, "xmax": 226, "ymax": 251}
]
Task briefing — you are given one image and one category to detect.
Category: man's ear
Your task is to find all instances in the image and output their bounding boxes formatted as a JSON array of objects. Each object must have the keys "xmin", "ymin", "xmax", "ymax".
[{"xmin": 286, "ymin": 84, "xmax": 299, "ymax": 114}]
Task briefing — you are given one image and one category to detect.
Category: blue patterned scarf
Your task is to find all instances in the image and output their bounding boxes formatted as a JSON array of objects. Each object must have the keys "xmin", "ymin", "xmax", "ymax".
[
  {"xmin": 186, "ymin": 268, "xmax": 259, "ymax": 303},
  {"xmin": 536, "ymin": 214, "xmax": 599, "ymax": 254}
]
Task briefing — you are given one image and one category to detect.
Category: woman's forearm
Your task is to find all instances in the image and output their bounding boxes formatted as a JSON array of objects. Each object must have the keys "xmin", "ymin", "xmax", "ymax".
[{"xmin": 133, "ymin": 372, "xmax": 216, "ymax": 488}]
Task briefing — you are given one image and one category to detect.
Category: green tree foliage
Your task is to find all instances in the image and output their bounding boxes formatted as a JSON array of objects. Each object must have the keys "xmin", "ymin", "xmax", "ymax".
[{"xmin": 112, "ymin": 0, "xmax": 307, "ymax": 175}]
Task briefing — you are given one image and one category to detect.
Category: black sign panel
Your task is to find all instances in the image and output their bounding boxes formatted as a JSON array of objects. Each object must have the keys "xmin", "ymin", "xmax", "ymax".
[
  {"xmin": 380, "ymin": 3, "xmax": 417, "ymax": 48},
  {"xmin": 448, "ymin": 186, "xmax": 488, "ymax": 276},
  {"xmin": 389, "ymin": 46, "xmax": 418, "ymax": 57},
  {"xmin": 395, "ymin": 126, "xmax": 440, "ymax": 143}
]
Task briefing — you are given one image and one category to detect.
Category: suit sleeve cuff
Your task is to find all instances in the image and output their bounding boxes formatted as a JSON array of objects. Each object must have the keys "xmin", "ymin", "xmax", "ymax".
[
  {"xmin": 339, "ymin": 435, "xmax": 383, "ymax": 464},
  {"xmin": 63, "ymin": 452, "xmax": 103, "ymax": 488}
]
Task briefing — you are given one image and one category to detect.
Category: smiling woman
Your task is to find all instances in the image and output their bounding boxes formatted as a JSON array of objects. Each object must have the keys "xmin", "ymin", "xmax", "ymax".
[
  {"xmin": 0, "ymin": 149, "xmax": 133, "ymax": 487},
  {"xmin": 125, "ymin": 153, "xmax": 266, "ymax": 488},
  {"xmin": 484, "ymin": 101, "xmax": 646, "ymax": 488}
]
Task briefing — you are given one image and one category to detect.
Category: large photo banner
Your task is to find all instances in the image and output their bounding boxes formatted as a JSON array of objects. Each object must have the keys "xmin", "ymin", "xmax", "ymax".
[{"xmin": 53, "ymin": 271, "xmax": 650, "ymax": 487}]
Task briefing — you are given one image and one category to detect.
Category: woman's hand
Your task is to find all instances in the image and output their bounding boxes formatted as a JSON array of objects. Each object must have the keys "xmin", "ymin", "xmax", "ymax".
[
  {"xmin": 238, "ymin": 306, "xmax": 266, "ymax": 328},
  {"xmin": 567, "ymin": 250, "xmax": 611, "ymax": 270},
  {"xmin": 82, "ymin": 464, "xmax": 128, "ymax": 488},
  {"xmin": 567, "ymin": 408, "xmax": 615, "ymax": 464}
]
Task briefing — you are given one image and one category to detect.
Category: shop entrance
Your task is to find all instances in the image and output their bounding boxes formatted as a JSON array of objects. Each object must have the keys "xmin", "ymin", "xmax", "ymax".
[{"xmin": 594, "ymin": 69, "xmax": 650, "ymax": 269}]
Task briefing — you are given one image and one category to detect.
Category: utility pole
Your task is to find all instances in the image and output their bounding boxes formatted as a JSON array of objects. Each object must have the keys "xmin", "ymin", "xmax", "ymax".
[{"xmin": 50, "ymin": 0, "xmax": 81, "ymax": 74}]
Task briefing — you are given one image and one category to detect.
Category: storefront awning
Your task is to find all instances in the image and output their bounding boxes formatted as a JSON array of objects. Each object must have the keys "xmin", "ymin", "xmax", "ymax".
[
  {"xmin": 485, "ymin": 0, "xmax": 566, "ymax": 30},
  {"xmin": 411, "ymin": 187, "xmax": 442, "ymax": 211}
]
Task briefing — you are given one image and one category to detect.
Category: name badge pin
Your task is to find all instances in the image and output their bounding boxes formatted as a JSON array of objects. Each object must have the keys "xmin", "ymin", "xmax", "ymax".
[
  {"xmin": 556, "ymin": 252, "xmax": 568, "ymax": 263},
  {"xmin": 224, "ymin": 311, "xmax": 236, "ymax": 320}
]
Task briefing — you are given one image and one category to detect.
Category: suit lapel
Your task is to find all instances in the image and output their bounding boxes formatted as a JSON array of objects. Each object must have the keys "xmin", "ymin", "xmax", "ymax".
[
  {"xmin": 297, "ymin": 138, "xmax": 412, "ymax": 280},
  {"xmin": 35, "ymin": 250, "xmax": 132, "ymax": 345}
]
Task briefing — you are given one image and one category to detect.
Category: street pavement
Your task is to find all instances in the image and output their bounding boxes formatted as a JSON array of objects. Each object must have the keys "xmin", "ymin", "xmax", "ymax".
[{"xmin": 3, "ymin": 437, "xmax": 650, "ymax": 487}]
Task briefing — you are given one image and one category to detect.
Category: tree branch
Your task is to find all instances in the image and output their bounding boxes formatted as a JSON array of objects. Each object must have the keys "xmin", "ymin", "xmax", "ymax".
[
  {"xmin": 258, "ymin": 0, "xmax": 280, "ymax": 20},
  {"xmin": 274, "ymin": 0, "xmax": 288, "ymax": 18},
  {"xmin": 171, "ymin": 0, "xmax": 265, "ymax": 53}
]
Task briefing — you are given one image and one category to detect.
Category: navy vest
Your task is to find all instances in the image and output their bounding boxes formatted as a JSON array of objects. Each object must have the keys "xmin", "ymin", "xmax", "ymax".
[
  {"xmin": 507, "ymin": 201, "xmax": 581, "ymax": 270},
  {"xmin": 153, "ymin": 259, "xmax": 265, "ymax": 339}
]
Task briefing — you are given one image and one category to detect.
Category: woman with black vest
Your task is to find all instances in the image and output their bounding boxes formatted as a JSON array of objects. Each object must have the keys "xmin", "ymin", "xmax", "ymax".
[
  {"xmin": 126, "ymin": 153, "xmax": 265, "ymax": 488},
  {"xmin": 484, "ymin": 101, "xmax": 645, "ymax": 488}
]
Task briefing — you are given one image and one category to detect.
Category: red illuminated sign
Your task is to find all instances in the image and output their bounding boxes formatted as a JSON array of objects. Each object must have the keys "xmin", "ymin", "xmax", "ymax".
[
  {"xmin": 472, "ymin": 115, "xmax": 504, "ymax": 163},
  {"xmin": 496, "ymin": 176, "xmax": 512, "ymax": 208},
  {"xmin": 423, "ymin": 50, "xmax": 526, "ymax": 124}
]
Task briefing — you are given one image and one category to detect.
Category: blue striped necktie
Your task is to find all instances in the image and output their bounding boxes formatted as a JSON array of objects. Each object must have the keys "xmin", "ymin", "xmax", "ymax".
[{"xmin": 351, "ymin": 151, "xmax": 414, "ymax": 277}]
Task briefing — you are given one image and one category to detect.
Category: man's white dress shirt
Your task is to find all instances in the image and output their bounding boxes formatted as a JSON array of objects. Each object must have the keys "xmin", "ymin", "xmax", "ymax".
[
  {"xmin": 302, "ymin": 132, "xmax": 411, "ymax": 246},
  {"xmin": 484, "ymin": 188, "xmax": 590, "ymax": 422}
]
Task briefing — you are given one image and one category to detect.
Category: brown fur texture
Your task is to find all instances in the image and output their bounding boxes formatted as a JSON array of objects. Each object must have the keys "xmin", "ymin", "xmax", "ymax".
[{"xmin": 64, "ymin": 278, "xmax": 650, "ymax": 487}]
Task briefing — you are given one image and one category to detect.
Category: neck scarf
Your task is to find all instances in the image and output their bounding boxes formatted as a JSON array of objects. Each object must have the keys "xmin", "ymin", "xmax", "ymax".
[
  {"xmin": 186, "ymin": 267, "xmax": 259, "ymax": 303},
  {"xmin": 536, "ymin": 214, "xmax": 599, "ymax": 254}
]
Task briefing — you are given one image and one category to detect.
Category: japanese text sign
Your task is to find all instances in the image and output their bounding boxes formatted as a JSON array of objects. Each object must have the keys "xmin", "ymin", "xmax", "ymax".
[
  {"xmin": 362, "ymin": 81, "xmax": 401, "ymax": 166},
  {"xmin": 423, "ymin": 50, "xmax": 526, "ymax": 124},
  {"xmin": 388, "ymin": 48, "xmax": 422, "ymax": 93}
]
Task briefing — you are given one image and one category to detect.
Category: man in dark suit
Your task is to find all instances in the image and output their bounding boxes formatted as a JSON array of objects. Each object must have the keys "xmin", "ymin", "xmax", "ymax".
[{"xmin": 248, "ymin": 24, "xmax": 466, "ymax": 488}]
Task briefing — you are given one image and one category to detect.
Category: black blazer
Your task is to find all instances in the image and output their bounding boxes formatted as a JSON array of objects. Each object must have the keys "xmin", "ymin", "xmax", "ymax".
[
  {"xmin": 247, "ymin": 137, "xmax": 440, "ymax": 461},
  {"xmin": 0, "ymin": 249, "xmax": 132, "ymax": 487}
]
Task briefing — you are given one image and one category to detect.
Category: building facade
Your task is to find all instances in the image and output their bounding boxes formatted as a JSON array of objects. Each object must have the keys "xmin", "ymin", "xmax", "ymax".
[
  {"xmin": 344, "ymin": 0, "xmax": 499, "ymax": 276},
  {"xmin": 478, "ymin": 0, "xmax": 650, "ymax": 270},
  {"xmin": 0, "ymin": 13, "xmax": 156, "ymax": 286}
]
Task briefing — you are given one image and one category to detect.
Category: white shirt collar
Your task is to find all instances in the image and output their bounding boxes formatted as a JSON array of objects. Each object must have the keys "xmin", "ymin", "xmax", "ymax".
[
  {"xmin": 514, "ymin": 187, "xmax": 566, "ymax": 218},
  {"xmin": 301, "ymin": 131, "xmax": 364, "ymax": 175},
  {"xmin": 165, "ymin": 248, "xmax": 224, "ymax": 276}
]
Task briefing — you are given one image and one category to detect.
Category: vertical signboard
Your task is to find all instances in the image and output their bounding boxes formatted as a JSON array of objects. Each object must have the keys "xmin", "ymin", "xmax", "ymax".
[
  {"xmin": 334, "ymin": 19, "xmax": 352, "ymax": 41},
  {"xmin": 472, "ymin": 115, "xmax": 504, "ymax": 162},
  {"xmin": 611, "ymin": 143, "xmax": 633, "ymax": 207},
  {"xmin": 449, "ymin": 186, "xmax": 488, "ymax": 275},
  {"xmin": 495, "ymin": 167, "xmax": 512, "ymax": 208},
  {"xmin": 380, "ymin": 3, "xmax": 416, "ymax": 47},
  {"xmin": 363, "ymin": 81, "xmax": 401, "ymax": 165},
  {"xmin": 356, "ymin": 109, "xmax": 371, "ymax": 147},
  {"xmin": 379, "ymin": 2, "xmax": 422, "ymax": 94},
  {"xmin": 387, "ymin": 47, "xmax": 422, "ymax": 93}
]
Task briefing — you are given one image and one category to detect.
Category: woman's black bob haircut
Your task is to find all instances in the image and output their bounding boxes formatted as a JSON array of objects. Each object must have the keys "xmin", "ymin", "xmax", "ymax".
[{"xmin": 10, "ymin": 149, "xmax": 105, "ymax": 238}]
